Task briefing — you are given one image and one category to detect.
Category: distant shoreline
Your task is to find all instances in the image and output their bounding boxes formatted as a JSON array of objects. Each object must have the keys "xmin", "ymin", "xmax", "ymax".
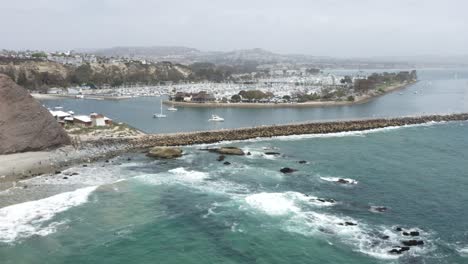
[
  {"xmin": 164, "ymin": 81, "xmax": 416, "ymax": 108},
  {"xmin": 30, "ymin": 94, "xmax": 136, "ymax": 100}
]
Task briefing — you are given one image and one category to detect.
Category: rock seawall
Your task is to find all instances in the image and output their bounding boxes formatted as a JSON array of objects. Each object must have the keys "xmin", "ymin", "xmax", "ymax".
[{"xmin": 83, "ymin": 113, "xmax": 468, "ymax": 150}]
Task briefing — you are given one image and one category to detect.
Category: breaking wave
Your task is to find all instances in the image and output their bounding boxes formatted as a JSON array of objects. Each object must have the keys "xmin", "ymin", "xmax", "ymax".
[{"xmin": 0, "ymin": 186, "xmax": 97, "ymax": 243}]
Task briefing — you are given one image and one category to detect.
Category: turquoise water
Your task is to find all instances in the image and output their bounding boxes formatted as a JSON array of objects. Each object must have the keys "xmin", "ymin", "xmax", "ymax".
[
  {"xmin": 40, "ymin": 68, "xmax": 468, "ymax": 134},
  {"xmin": 1, "ymin": 121, "xmax": 468, "ymax": 263}
]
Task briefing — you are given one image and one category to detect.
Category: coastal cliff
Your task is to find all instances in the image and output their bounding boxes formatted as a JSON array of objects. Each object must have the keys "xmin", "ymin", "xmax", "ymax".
[{"xmin": 0, "ymin": 74, "xmax": 70, "ymax": 154}]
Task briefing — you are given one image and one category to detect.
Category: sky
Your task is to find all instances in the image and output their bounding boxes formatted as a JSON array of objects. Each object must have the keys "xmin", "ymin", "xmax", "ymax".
[{"xmin": 1, "ymin": 0, "xmax": 467, "ymax": 57}]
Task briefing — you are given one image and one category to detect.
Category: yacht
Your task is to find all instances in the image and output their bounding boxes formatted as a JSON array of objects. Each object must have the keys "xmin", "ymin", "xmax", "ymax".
[
  {"xmin": 167, "ymin": 103, "xmax": 178, "ymax": 112},
  {"xmin": 153, "ymin": 100, "xmax": 166, "ymax": 118},
  {"xmin": 208, "ymin": 114, "xmax": 224, "ymax": 122}
]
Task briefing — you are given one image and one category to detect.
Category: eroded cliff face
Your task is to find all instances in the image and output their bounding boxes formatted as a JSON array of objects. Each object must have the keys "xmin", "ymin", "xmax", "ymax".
[{"xmin": 0, "ymin": 74, "xmax": 70, "ymax": 154}]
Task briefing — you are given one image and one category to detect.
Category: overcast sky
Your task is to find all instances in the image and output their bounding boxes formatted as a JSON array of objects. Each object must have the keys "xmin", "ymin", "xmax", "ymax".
[{"xmin": 1, "ymin": 0, "xmax": 467, "ymax": 57}]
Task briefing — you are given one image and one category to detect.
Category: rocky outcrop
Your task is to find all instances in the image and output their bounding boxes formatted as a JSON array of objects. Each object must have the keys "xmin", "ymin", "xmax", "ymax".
[
  {"xmin": 207, "ymin": 147, "xmax": 245, "ymax": 156},
  {"xmin": 280, "ymin": 167, "xmax": 297, "ymax": 174},
  {"xmin": 147, "ymin": 147, "xmax": 183, "ymax": 159},
  {"xmin": 0, "ymin": 74, "xmax": 70, "ymax": 154}
]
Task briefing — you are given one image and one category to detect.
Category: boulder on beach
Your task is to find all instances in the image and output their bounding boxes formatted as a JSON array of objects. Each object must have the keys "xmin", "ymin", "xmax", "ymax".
[
  {"xmin": 210, "ymin": 147, "xmax": 245, "ymax": 156},
  {"xmin": 0, "ymin": 74, "xmax": 70, "ymax": 155},
  {"xmin": 147, "ymin": 147, "xmax": 183, "ymax": 159}
]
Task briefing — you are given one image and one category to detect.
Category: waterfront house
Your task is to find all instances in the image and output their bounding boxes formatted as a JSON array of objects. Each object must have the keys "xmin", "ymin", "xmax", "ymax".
[
  {"xmin": 49, "ymin": 110, "xmax": 71, "ymax": 121},
  {"xmin": 90, "ymin": 113, "xmax": 112, "ymax": 127},
  {"xmin": 192, "ymin": 91, "xmax": 216, "ymax": 103},
  {"xmin": 73, "ymin": 115, "xmax": 92, "ymax": 127}
]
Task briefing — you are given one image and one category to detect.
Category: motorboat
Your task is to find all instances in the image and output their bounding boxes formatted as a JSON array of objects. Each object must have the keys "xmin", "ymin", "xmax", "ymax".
[
  {"xmin": 167, "ymin": 103, "xmax": 178, "ymax": 111},
  {"xmin": 208, "ymin": 114, "xmax": 224, "ymax": 122}
]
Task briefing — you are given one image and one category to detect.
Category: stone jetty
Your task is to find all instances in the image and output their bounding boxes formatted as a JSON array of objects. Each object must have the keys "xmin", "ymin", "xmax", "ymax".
[{"xmin": 83, "ymin": 113, "xmax": 468, "ymax": 151}]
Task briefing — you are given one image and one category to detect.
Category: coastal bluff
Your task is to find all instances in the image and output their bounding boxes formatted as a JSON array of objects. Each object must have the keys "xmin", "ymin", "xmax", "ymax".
[
  {"xmin": 0, "ymin": 74, "xmax": 70, "ymax": 155},
  {"xmin": 84, "ymin": 113, "xmax": 468, "ymax": 150}
]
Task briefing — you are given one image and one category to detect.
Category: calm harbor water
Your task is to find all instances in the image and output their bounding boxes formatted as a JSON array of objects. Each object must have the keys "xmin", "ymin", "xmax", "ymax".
[
  {"xmin": 1, "ymin": 121, "xmax": 468, "ymax": 263},
  {"xmin": 40, "ymin": 68, "xmax": 468, "ymax": 134}
]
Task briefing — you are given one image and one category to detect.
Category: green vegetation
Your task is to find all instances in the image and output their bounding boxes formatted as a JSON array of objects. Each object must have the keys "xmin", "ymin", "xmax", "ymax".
[
  {"xmin": 354, "ymin": 71, "xmax": 417, "ymax": 93},
  {"xmin": 238, "ymin": 90, "xmax": 273, "ymax": 101},
  {"xmin": 31, "ymin": 52, "xmax": 47, "ymax": 58}
]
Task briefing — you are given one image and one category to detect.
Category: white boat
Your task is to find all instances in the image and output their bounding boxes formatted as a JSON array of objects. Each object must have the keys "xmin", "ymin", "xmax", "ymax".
[
  {"xmin": 153, "ymin": 100, "xmax": 166, "ymax": 118},
  {"xmin": 208, "ymin": 114, "xmax": 224, "ymax": 122},
  {"xmin": 167, "ymin": 104, "xmax": 178, "ymax": 112}
]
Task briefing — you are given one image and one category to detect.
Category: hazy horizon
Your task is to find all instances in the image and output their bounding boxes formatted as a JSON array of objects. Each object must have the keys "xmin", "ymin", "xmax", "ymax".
[{"xmin": 2, "ymin": 0, "xmax": 467, "ymax": 57}]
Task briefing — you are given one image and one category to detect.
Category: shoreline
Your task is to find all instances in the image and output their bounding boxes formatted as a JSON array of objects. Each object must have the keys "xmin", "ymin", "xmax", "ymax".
[
  {"xmin": 30, "ymin": 93, "xmax": 140, "ymax": 101},
  {"xmin": 1, "ymin": 112, "xmax": 466, "ymax": 191},
  {"xmin": 164, "ymin": 81, "xmax": 416, "ymax": 108}
]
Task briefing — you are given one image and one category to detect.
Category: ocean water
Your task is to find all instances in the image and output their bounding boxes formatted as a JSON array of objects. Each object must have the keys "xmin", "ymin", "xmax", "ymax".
[
  {"xmin": 39, "ymin": 68, "xmax": 468, "ymax": 134},
  {"xmin": 1, "ymin": 121, "xmax": 468, "ymax": 263}
]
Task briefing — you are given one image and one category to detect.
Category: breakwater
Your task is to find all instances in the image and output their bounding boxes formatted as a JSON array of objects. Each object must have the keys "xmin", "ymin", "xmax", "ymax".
[{"xmin": 85, "ymin": 113, "xmax": 468, "ymax": 149}]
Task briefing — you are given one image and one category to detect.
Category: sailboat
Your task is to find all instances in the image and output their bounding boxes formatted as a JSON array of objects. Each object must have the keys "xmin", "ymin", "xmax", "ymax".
[{"xmin": 153, "ymin": 100, "xmax": 166, "ymax": 118}]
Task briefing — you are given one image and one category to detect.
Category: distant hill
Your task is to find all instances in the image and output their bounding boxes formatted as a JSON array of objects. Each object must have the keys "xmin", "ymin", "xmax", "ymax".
[
  {"xmin": 87, "ymin": 46, "xmax": 426, "ymax": 68},
  {"xmin": 93, "ymin": 46, "xmax": 200, "ymax": 59}
]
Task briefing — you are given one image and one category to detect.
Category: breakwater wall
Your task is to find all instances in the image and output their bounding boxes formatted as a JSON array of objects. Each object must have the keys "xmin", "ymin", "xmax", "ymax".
[{"xmin": 84, "ymin": 113, "xmax": 468, "ymax": 150}]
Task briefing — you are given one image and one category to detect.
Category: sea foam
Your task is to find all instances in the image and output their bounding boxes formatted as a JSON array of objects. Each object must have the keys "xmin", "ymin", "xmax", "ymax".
[
  {"xmin": 244, "ymin": 190, "xmax": 432, "ymax": 260},
  {"xmin": 0, "ymin": 186, "xmax": 97, "ymax": 243}
]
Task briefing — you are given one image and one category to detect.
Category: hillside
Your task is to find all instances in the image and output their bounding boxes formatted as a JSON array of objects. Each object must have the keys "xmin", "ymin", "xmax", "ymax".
[
  {"xmin": 0, "ymin": 74, "xmax": 70, "ymax": 154},
  {"xmin": 0, "ymin": 58, "xmax": 194, "ymax": 91}
]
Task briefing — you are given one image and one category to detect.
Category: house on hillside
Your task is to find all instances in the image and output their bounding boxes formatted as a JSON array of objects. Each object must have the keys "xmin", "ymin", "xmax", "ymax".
[
  {"xmin": 90, "ymin": 113, "xmax": 112, "ymax": 127},
  {"xmin": 49, "ymin": 110, "xmax": 71, "ymax": 121},
  {"xmin": 73, "ymin": 115, "xmax": 92, "ymax": 127}
]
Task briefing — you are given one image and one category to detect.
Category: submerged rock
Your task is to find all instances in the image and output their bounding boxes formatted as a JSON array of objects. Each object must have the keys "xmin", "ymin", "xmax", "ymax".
[
  {"xmin": 147, "ymin": 147, "xmax": 183, "ymax": 159},
  {"xmin": 340, "ymin": 221, "xmax": 357, "ymax": 226},
  {"xmin": 216, "ymin": 147, "xmax": 245, "ymax": 156},
  {"xmin": 223, "ymin": 161, "xmax": 231, "ymax": 165},
  {"xmin": 280, "ymin": 167, "xmax": 297, "ymax": 174},
  {"xmin": 403, "ymin": 231, "xmax": 420, "ymax": 237},
  {"xmin": 298, "ymin": 160, "xmax": 308, "ymax": 164},
  {"xmin": 264, "ymin": 152, "xmax": 281, "ymax": 156},
  {"xmin": 401, "ymin": 240, "xmax": 424, "ymax": 246},
  {"xmin": 316, "ymin": 198, "xmax": 336, "ymax": 203},
  {"xmin": 389, "ymin": 246, "xmax": 411, "ymax": 254},
  {"xmin": 217, "ymin": 155, "xmax": 225, "ymax": 161},
  {"xmin": 369, "ymin": 206, "xmax": 388, "ymax": 213}
]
